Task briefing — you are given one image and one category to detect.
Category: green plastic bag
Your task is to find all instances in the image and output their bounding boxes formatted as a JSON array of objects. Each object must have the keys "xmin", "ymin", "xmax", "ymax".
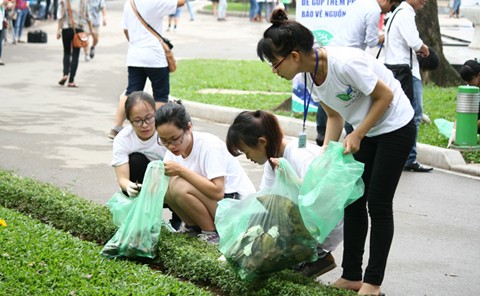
[
  {"xmin": 216, "ymin": 159, "xmax": 317, "ymax": 280},
  {"xmin": 101, "ymin": 161, "xmax": 169, "ymax": 259},
  {"xmin": 105, "ymin": 191, "xmax": 136, "ymax": 227},
  {"xmin": 434, "ymin": 118, "xmax": 454, "ymax": 139},
  {"xmin": 299, "ymin": 141, "xmax": 365, "ymax": 244}
]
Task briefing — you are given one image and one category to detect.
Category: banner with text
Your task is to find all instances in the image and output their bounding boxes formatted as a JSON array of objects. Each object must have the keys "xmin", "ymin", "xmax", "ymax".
[{"xmin": 291, "ymin": 0, "xmax": 356, "ymax": 113}]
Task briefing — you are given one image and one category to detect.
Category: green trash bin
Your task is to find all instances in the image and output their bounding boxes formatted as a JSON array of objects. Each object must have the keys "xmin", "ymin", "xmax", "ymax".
[{"xmin": 455, "ymin": 85, "xmax": 479, "ymax": 147}]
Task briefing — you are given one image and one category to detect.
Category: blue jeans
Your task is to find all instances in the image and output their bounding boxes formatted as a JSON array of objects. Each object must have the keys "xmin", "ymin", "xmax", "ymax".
[
  {"xmin": 406, "ymin": 76, "xmax": 423, "ymax": 165},
  {"xmin": 126, "ymin": 66, "xmax": 170, "ymax": 103},
  {"xmin": 186, "ymin": 0, "xmax": 195, "ymax": 20},
  {"xmin": 14, "ymin": 8, "xmax": 29, "ymax": 41},
  {"xmin": 249, "ymin": 0, "xmax": 258, "ymax": 20},
  {"xmin": 218, "ymin": 0, "xmax": 227, "ymax": 19}
]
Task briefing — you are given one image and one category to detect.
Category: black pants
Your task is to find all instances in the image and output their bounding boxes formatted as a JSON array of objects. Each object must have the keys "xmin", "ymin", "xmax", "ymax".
[
  {"xmin": 61, "ymin": 28, "xmax": 82, "ymax": 83},
  {"xmin": 341, "ymin": 120, "xmax": 416, "ymax": 285},
  {"xmin": 127, "ymin": 153, "xmax": 182, "ymax": 229}
]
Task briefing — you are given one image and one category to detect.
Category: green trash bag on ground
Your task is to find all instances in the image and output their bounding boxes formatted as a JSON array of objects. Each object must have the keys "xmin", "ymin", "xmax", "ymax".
[
  {"xmin": 216, "ymin": 159, "xmax": 317, "ymax": 280},
  {"xmin": 101, "ymin": 160, "xmax": 169, "ymax": 259},
  {"xmin": 299, "ymin": 141, "xmax": 365, "ymax": 244},
  {"xmin": 434, "ymin": 118, "xmax": 454, "ymax": 139},
  {"xmin": 105, "ymin": 191, "xmax": 136, "ymax": 227}
]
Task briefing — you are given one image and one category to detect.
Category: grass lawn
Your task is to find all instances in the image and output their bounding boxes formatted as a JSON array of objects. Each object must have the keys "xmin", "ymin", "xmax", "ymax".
[
  {"xmin": 170, "ymin": 59, "xmax": 480, "ymax": 163},
  {"xmin": 0, "ymin": 206, "xmax": 211, "ymax": 295}
]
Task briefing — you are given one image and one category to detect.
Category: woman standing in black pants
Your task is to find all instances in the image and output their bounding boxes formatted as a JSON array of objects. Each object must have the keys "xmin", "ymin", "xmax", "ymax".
[
  {"xmin": 56, "ymin": 0, "xmax": 91, "ymax": 87},
  {"xmin": 257, "ymin": 9, "xmax": 416, "ymax": 296}
]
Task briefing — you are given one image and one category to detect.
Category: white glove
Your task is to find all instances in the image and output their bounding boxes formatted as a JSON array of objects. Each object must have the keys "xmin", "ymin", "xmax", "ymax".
[{"xmin": 126, "ymin": 181, "xmax": 142, "ymax": 197}]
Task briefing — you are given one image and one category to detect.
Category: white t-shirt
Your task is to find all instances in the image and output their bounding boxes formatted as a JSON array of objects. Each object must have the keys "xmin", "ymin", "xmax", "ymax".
[
  {"xmin": 260, "ymin": 140, "xmax": 320, "ymax": 190},
  {"xmin": 308, "ymin": 46, "xmax": 414, "ymax": 137},
  {"xmin": 163, "ymin": 131, "xmax": 256, "ymax": 199},
  {"xmin": 330, "ymin": 0, "xmax": 381, "ymax": 50},
  {"xmin": 122, "ymin": 0, "xmax": 177, "ymax": 67},
  {"xmin": 111, "ymin": 125, "xmax": 166, "ymax": 167},
  {"xmin": 384, "ymin": 2, "xmax": 423, "ymax": 79}
]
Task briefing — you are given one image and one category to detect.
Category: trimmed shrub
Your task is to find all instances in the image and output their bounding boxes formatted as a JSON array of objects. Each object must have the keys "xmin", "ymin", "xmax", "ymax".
[{"xmin": 0, "ymin": 169, "xmax": 354, "ymax": 296}]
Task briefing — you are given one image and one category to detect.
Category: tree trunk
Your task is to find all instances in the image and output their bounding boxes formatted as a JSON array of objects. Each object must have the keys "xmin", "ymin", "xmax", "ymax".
[{"xmin": 416, "ymin": 0, "xmax": 462, "ymax": 87}]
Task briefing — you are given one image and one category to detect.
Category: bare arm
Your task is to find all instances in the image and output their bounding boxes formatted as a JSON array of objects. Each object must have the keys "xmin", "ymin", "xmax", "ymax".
[
  {"xmin": 164, "ymin": 161, "xmax": 225, "ymax": 201},
  {"xmin": 177, "ymin": 0, "xmax": 186, "ymax": 7},
  {"xmin": 321, "ymin": 101, "xmax": 344, "ymax": 147},
  {"xmin": 114, "ymin": 163, "xmax": 132, "ymax": 193},
  {"xmin": 102, "ymin": 6, "xmax": 107, "ymax": 26}
]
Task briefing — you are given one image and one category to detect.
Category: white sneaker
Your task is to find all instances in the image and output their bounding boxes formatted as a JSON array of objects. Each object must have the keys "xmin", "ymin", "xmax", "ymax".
[
  {"xmin": 85, "ymin": 54, "xmax": 91, "ymax": 62},
  {"xmin": 197, "ymin": 231, "xmax": 220, "ymax": 245}
]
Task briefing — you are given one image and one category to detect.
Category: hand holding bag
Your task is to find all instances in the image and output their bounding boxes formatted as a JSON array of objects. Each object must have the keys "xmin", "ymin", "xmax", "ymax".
[
  {"xmin": 66, "ymin": 0, "xmax": 89, "ymax": 49},
  {"xmin": 130, "ymin": 0, "xmax": 176, "ymax": 72}
]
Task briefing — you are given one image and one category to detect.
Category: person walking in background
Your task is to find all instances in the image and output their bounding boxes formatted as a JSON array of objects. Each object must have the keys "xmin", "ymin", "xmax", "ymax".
[
  {"xmin": 384, "ymin": 0, "xmax": 432, "ymax": 172},
  {"xmin": 155, "ymin": 101, "xmax": 256, "ymax": 244},
  {"xmin": 257, "ymin": 9, "xmax": 415, "ymax": 295},
  {"xmin": 0, "ymin": 0, "xmax": 6, "ymax": 65},
  {"xmin": 217, "ymin": 0, "xmax": 226, "ymax": 21},
  {"xmin": 52, "ymin": 0, "xmax": 58, "ymax": 19},
  {"xmin": 108, "ymin": 0, "xmax": 185, "ymax": 140},
  {"xmin": 185, "ymin": 0, "xmax": 194, "ymax": 21},
  {"xmin": 166, "ymin": 7, "xmax": 181, "ymax": 32},
  {"xmin": 249, "ymin": 0, "xmax": 257, "ymax": 21},
  {"xmin": 459, "ymin": 59, "xmax": 480, "ymax": 133},
  {"xmin": 210, "ymin": 0, "xmax": 218, "ymax": 17},
  {"xmin": 316, "ymin": 0, "xmax": 401, "ymax": 146},
  {"xmin": 56, "ymin": 0, "xmax": 92, "ymax": 88},
  {"xmin": 226, "ymin": 110, "xmax": 343, "ymax": 278},
  {"xmin": 12, "ymin": 0, "xmax": 28, "ymax": 44},
  {"xmin": 86, "ymin": 0, "xmax": 106, "ymax": 60},
  {"xmin": 449, "ymin": 0, "xmax": 461, "ymax": 18},
  {"xmin": 111, "ymin": 91, "xmax": 182, "ymax": 230}
]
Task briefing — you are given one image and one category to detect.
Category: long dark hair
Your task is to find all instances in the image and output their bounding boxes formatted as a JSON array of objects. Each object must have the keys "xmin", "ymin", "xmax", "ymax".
[
  {"xmin": 257, "ymin": 8, "xmax": 314, "ymax": 64},
  {"xmin": 125, "ymin": 91, "xmax": 156, "ymax": 121},
  {"xmin": 226, "ymin": 110, "xmax": 283, "ymax": 169},
  {"xmin": 155, "ymin": 100, "xmax": 191, "ymax": 130},
  {"xmin": 459, "ymin": 59, "xmax": 480, "ymax": 84}
]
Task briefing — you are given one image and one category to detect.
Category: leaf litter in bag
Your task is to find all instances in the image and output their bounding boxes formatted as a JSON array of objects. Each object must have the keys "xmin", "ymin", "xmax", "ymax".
[{"xmin": 216, "ymin": 159, "xmax": 317, "ymax": 280}]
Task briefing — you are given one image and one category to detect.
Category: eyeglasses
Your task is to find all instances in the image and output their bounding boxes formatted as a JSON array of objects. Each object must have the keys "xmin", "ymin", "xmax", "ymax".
[
  {"xmin": 131, "ymin": 116, "xmax": 155, "ymax": 127},
  {"xmin": 157, "ymin": 130, "xmax": 186, "ymax": 147},
  {"xmin": 270, "ymin": 54, "xmax": 289, "ymax": 72}
]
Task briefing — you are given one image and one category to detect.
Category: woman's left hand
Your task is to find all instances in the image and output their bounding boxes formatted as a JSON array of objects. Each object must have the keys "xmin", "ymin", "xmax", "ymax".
[
  {"xmin": 163, "ymin": 161, "xmax": 183, "ymax": 177},
  {"xmin": 343, "ymin": 131, "xmax": 362, "ymax": 154},
  {"xmin": 269, "ymin": 157, "xmax": 280, "ymax": 169}
]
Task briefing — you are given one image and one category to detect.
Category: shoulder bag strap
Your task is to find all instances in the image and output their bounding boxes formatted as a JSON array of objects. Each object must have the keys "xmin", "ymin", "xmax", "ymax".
[
  {"xmin": 129, "ymin": 0, "xmax": 172, "ymax": 53},
  {"xmin": 376, "ymin": 7, "xmax": 410, "ymax": 67}
]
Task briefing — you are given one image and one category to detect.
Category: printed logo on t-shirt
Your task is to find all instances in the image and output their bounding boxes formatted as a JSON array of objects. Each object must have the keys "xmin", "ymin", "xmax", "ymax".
[{"xmin": 336, "ymin": 85, "xmax": 353, "ymax": 101}]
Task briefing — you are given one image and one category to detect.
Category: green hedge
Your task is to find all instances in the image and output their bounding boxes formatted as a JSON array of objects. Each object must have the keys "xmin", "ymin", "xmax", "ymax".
[{"xmin": 0, "ymin": 170, "xmax": 354, "ymax": 296}]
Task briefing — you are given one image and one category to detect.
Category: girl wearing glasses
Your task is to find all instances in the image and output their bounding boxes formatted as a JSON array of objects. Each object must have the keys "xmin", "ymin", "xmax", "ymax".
[
  {"xmin": 226, "ymin": 109, "xmax": 343, "ymax": 278},
  {"xmin": 257, "ymin": 9, "xmax": 415, "ymax": 296},
  {"xmin": 155, "ymin": 101, "xmax": 256, "ymax": 244},
  {"xmin": 111, "ymin": 91, "xmax": 181, "ymax": 229}
]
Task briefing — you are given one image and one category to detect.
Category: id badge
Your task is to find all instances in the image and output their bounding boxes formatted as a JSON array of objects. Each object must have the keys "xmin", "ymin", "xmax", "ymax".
[{"xmin": 298, "ymin": 130, "xmax": 307, "ymax": 148}]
